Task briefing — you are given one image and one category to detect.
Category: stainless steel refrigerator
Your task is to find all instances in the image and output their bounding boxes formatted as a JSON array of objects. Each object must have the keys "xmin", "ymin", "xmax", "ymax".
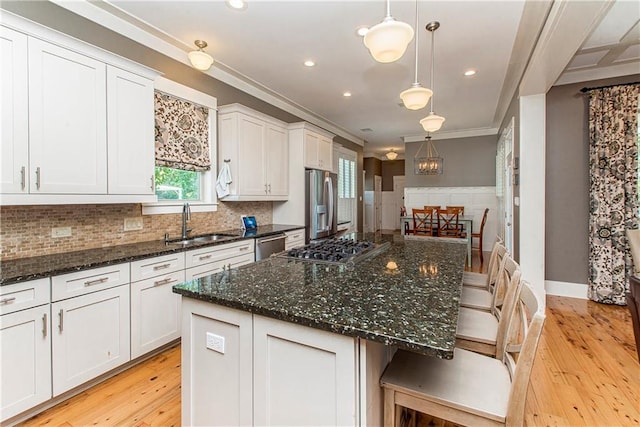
[{"xmin": 305, "ymin": 169, "xmax": 338, "ymax": 242}]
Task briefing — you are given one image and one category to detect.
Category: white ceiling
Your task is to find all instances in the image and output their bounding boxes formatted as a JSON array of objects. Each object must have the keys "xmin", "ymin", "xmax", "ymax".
[{"xmin": 86, "ymin": 0, "xmax": 638, "ymax": 157}]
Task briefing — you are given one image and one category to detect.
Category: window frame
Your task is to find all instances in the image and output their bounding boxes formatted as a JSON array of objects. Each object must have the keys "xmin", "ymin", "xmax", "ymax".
[{"xmin": 143, "ymin": 77, "xmax": 218, "ymax": 215}]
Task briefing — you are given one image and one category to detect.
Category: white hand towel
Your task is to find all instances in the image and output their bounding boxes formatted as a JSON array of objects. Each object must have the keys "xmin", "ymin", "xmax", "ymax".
[{"xmin": 216, "ymin": 162, "xmax": 233, "ymax": 198}]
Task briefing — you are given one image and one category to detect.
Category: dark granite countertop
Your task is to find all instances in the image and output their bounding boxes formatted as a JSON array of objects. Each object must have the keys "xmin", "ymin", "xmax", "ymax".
[
  {"xmin": 0, "ymin": 224, "xmax": 304, "ymax": 286},
  {"xmin": 173, "ymin": 234, "xmax": 467, "ymax": 359}
]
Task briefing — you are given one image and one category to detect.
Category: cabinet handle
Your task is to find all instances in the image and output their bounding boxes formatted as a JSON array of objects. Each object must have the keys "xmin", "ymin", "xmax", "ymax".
[
  {"xmin": 239, "ymin": 246, "xmax": 249, "ymax": 251},
  {"xmin": 153, "ymin": 277, "xmax": 176, "ymax": 286},
  {"xmin": 20, "ymin": 166, "xmax": 26, "ymax": 190},
  {"xmin": 153, "ymin": 263, "xmax": 171, "ymax": 271},
  {"xmin": 0, "ymin": 296, "xmax": 16, "ymax": 305},
  {"xmin": 35, "ymin": 167, "xmax": 41, "ymax": 190},
  {"xmin": 199, "ymin": 254, "xmax": 213, "ymax": 261},
  {"xmin": 268, "ymin": 184, "xmax": 271, "ymax": 193},
  {"xmin": 58, "ymin": 309, "xmax": 64, "ymax": 332},
  {"xmin": 84, "ymin": 277, "xmax": 109, "ymax": 286},
  {"xmin": 150, "ymin": 175, "xmax": 155, "ymax": 191},
  {"xmin": 42, "ymin": 313, "xmax": 48, "ymax": 338},
  {"xmin": 264, "ymin": 184, "xmax": 268, "ymax": 194}
]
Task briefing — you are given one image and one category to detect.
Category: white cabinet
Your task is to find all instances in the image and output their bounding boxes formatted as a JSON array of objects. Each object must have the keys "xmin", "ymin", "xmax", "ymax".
[
  {"xmin": 284, "ymin": 228, "xmax": 305, "ymax": 250},
  {"xmin": 218, "ymin": 104, "xmax": 289, "ymax": 201},
  {"xmin": 130, "ymin": 253, "xmax": 184, "ymax": 359},
  {"xmin": 28, "ymin": 37, "xmax": 108, "ymax": 195},
  {"xmin": 0, "ymin": 26, "xmax": 29, "ymax": 194},
  {"xmin": 0, "ymin": 15, "xmax": 158, "ymax": 205},
  {"xmin": 185, "ymin": 239, "xmax": 255, "ymax": 280},
  {"xmin": 300, "ymin": 125, "xmax": 333, "ymax": 171},
  {"xmin": 253, "ymin": 315, "xmax": 357, "ymax": 426},
  {"xmin": 51, "ymin": 264, "xmax": 130, "ymax": 396},
  {"xmin": 181, "ymin": 299, "xmax": 253, "ymax": 427},
  {"xmin": 107, "ymin": 66, "xmax": 155, "ymax": 195},
  {"xmin": 0, "ymin": 279, "xmax": 51, "ymax": 422}
]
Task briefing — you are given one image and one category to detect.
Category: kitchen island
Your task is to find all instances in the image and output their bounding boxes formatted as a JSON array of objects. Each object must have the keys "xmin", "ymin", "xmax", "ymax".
[{"xmin": 173, "ymin": 234, "xmax": 467, "ymax": 426}]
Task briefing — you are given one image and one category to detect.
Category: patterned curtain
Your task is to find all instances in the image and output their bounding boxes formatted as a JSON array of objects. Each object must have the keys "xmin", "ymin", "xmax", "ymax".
[
  {"xmin": 588, "ymin": 84, "xmax": 640, "ymax": 305},
  {"xmin": 154, "ymin": 91, "xmax": 211, "ymax": 171}
]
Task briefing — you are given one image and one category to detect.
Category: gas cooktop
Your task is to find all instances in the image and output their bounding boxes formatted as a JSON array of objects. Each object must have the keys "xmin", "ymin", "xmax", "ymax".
[{"xmin": 280, "ymin": 238, "xmax": 390, "ymax": 266}]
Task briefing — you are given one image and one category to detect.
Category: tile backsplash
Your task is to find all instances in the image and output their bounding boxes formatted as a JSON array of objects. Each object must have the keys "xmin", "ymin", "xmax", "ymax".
[{"xmin": 0, "ymin": 202, "xmax": 274, "ymax": 261}]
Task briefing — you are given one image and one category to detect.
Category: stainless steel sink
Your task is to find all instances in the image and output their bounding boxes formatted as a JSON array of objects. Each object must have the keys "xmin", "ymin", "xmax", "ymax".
[{"xmin": 166, "ymin": 234, "xmax": 237, "ymax": 246}]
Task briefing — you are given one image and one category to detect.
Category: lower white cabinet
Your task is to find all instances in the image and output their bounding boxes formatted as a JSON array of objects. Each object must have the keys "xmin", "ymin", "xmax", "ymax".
[
  {"xmin": 185, "ymin": 239, "xmax": 255, "ymax": 280},
  {"xmin": 0, "ymin": 304, "xmax": 51, "ymax": 421},
  {"xmin": 181, "ymin": 299, "xmax": 357, "ymax": 426},
  {"xmin": 284, "ymin": 228, "xmax": 305, "ymax": 250},
  {"xmin": 51, "ymin": 284, "xmax": 130, "ymax": 396},
  {"xmin": 130, "ymin": 254, "xmax": 184, "ymax": 359}
]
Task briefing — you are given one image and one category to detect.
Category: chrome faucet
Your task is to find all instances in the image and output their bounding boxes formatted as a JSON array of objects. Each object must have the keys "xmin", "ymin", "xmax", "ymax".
[{"xmin": 181, "ymin": 202, "xmax": 192, "ymax": 239}]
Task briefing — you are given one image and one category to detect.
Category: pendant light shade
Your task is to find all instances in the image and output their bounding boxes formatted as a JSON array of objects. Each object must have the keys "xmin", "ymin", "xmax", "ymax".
[
  {"xmin": 364, "ymin": 0, "xmax": 414, "ymax": 63},
  {"xmin": 386, "ymin": 149, "xmax": 398, "ymax": 160},
  {"xmin": 400, "ymin": 0, "xmax": 431, "ymax": 110},
  {"xmin": 420, "ymin": 21, "xmax": 445, "ymax": 132},
  {"xmin": 188, "ymin": 40, "xmax": 214, "ymax": 71}
]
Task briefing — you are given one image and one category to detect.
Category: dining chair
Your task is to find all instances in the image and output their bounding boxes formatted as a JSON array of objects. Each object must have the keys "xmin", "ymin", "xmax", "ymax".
[
  {"xmin": 460, "ymin": 241, "xmax": 508, "ymax": 311},
  {"xmin": 411, "ymin": 208, "xmax": 436, "ymax": 236},
  {"xmin": 436, "ymin": 208, "xmax": 464, "ymax": 238},
  {"xmin": 472, "ymin": 208, "xmax": 490, "ymax": 264},
  {"xmin": 380, "ymin": 279, "xmax": 545, "ymax": 427},
  {"xmin": 446, "ymin": 205, "xmax": 464, "ymax": 215},
  {"xmin": 628, "ymin": 275, "xmax": 640, "ymax": 362},
  {"xmin": 456, "ymin": 254, "xmax": 521, "ymax": 357}
]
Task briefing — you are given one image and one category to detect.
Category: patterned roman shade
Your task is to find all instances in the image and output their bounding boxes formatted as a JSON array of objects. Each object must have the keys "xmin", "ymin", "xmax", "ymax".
[{"xmin": 154, "ymin": 90, "xmax": 211, "ymax": 171}]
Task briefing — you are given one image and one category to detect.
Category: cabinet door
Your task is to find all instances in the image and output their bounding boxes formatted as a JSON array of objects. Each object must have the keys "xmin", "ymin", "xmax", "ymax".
[
  {"xmin": 131, "ymin": 270, "xmax": 184, "ymax": 359},
  {"xmin": 181, "ymin": 299, "xmax": 253, "ymax": 427},
  {"xmin": 28, "ymin": 38, "xmax": 107, "ymax": 194},
  {"xmin": 253, "ymin": 315, "xmax": 357, "ymax": 426},
  {"xmin": 51, "ymin": 285, "xmax": 130, "ymax": 396},
  {"xmin": 107, "ymin": 66, "xmax": 155, "ymax": 195},
  {"xmin": 303, "ymin": 131, "xmax": 320, "ymax": 169},
  {"xmin": 0, "ymin": 27, "xmax": 29, "ymax": 194},
  {"xmin": 318, "ymin": 136, "xmax": 333, "ymax": 171},
  {"xmin": 266, "ymin": 124, "xmax": 288, "ymax": 196},
  {"xmin": 0, "ymin": 305, "xmax": 51, "ymax": 422},
  {"xmin": 237, "ymin": 115, "xmax": 267, "ymax": 195}
]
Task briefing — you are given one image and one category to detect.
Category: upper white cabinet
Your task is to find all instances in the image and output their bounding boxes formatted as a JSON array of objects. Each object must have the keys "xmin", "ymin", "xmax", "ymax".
[
  {"xmin": 0, "ymin": 14, "xmax": 159, "ymax": 205},
  {"xmin": 296, "ymin": 123, "xmax": 334, "ymax": 171},
  {"xmin": 218, "ymin": 104, "xmax": 289, "ymax": 201}
]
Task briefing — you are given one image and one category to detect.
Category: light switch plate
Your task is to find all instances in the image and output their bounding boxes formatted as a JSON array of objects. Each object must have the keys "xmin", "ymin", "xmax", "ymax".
[
  {"xmin": 206, "ymin": 332, "xmax": 225, "ymax": 354},
  {"xmin": 51, "ymin": 226, "xmax": 72, "ymax": 238},
  {"xmin": 124, "ymin": 217, "xmax": 143, "ymax": 231}
]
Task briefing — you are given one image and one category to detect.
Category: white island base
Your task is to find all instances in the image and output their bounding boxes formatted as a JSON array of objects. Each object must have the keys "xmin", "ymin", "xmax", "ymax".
[{"xmin": 181, "ymin": 298, "xmax": 391, "ymax": 426}]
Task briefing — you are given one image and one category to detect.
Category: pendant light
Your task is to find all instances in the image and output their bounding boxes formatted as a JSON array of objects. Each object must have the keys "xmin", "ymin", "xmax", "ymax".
[
  {"xmin": 399, "ymin": 0, "xmax": 432, "ymax": 110},
  {"xmin": 386, "ymin": 149, "xmax": 398, "ymax": 160},
  {"xmin": 188, "ymin": 40, "xmax": 214, "ymax": 71},
  {"xmin": 420, "ymin": 22, "xmax": 446, "ymax": 132},
  {"xmin": 414, "ymin": 134, "xmax": 443, "ymax": 175},
  {"xmin": 363, "ymin": 0, "xmax": 414, "ymax": 64}
]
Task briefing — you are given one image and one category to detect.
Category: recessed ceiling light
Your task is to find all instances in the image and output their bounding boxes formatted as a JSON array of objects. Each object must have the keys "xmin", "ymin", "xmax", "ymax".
[
  {"xmin": 356, "ymin": 26, "xmax": 369, "ymax": 37},
  {"xmin": 343, "ymin": 92, "xmax": 352, "ymax": 97},
  {"xmin": 464, "ymin": 69, "xmax": 476, "ymax": 76},
  {"xmin": 226, "ymin": 0, "xmax": 247, "ymax": 10},
  {"xmin": 304, "ymin": 60, "xmax": 316, "ymax": 67}
]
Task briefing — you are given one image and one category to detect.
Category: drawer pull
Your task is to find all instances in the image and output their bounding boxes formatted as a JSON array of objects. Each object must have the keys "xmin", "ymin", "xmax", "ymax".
[
  {"xmin": 154, "ymin": 277, "xmax": 176, "ymax": 286},
  {"xmin": 239, "ymin": 247, "xmax": 249, "ymax": 251},
  {"xmin": 43, "ymin": 313, "xmax": 48, "ymax": 338},
  {"xmin": 199, "ymin": 254, "xmax": 213, "ymax": 261},
  {"xmin": 58, "ymin": 309, "xmax": 64, "ymax": 332},
  {"xmin": 0, "ymin": 297, "xmax": 16, "ymax": 305},
  {"xmin": 153, "ymin": 263, "xmax": 171, "ymax": 271},
  {"xmin": 84, "ymin": 277, "xmax": 109, "ymax": 286},
  {"xmin": 291, "ymin": 234, "xmax": 301, "ymax": 239}
]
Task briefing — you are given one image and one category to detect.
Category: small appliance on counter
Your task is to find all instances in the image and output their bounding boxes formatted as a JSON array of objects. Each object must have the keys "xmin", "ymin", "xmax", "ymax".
[{"xmin": 306, "ymin": 169, "xmax": 338, "ymax": 243}]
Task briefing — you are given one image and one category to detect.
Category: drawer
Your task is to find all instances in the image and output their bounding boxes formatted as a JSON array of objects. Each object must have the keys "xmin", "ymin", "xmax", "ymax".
[
  {"xmin": 52, "ymin": 263, "xmax": 130, "ymax": 302},
  {"xmin": 285, "ymin": 229, "xmax": 305, "ymax": 250},
  {"xmin": 0, "ymin": 278, "xmax": 50, "ymax": 315},
  {"xmin": 185, "ymin": 239, "xmax": 254, "ymax": 269},
  {"xmin": 185, "ymin": 253, "xmax": 255, "ymax": 281},
  {"xmin": 131, "ymin": 252, "xmax": 185, "ymax": 283}
]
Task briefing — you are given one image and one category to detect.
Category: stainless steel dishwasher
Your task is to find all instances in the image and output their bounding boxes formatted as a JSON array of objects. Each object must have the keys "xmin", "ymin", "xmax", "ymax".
[{"xmin": 255, "ymin": 233, "xmax": 286, "ymax": 260}]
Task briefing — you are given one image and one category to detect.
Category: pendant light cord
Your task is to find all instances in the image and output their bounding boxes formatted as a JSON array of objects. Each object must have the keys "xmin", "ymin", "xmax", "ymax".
[
  {"xmin": 385, "ymin": 0, "xmax": 391, "ymax": 18},
  {"xmin": 429, "ymin": 26, "xmax": 436, "ymax": 113},
  {"xmin": 413, "ymin": 0, "xmax": 419, "ymax": 85}
]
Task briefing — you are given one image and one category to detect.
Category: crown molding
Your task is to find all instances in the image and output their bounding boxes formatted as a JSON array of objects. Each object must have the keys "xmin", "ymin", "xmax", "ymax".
[{"xmin": 402, "ymin": 127, "xmax": 499, "ymax": 143}]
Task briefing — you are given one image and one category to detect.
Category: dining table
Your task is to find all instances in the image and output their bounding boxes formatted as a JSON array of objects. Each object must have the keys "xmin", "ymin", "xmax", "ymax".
[{"xmin": 401, "ymin": 214, "xmax": 473, "ymax": 267}]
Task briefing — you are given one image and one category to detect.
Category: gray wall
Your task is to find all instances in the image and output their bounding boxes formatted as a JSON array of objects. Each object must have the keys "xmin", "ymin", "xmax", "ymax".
[
  {"xmin": 2, "ymin": 0, "xmax": 366, "ymax": 231},
  {"xmin": 364, "ymin": 158, "xmax": 382, "ymax": 191},
  {"xmin": 382, "ymin": 160, "xmax": 405, "ymax": 191},
  {"xmin": 404, "ymin": 135, "xmax": 497, "ymax": 187},
  {"xmin": 545, "ymin": 74, "xmax": 640, "ymax": 284}
]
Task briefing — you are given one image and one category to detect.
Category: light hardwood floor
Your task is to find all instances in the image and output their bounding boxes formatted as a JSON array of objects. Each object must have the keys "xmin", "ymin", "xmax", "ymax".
[{"xmin": 17, "ymin": 253, "xmax": 640, "ymax": 426}]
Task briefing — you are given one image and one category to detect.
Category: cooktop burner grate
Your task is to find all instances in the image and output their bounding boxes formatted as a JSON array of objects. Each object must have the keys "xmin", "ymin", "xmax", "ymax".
[{"xmin": 280, "ymin": 238, "xmax": 389, "ymax": 265}]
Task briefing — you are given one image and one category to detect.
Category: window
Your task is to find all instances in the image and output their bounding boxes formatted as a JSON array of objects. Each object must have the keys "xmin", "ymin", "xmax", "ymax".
[
  {"xmin": 336, "ymin": 148, "xmax": 357, "ymax": 230},
  {"xmin": 155, "ymin": 166, "xmax": 200, "ymax": 201}
]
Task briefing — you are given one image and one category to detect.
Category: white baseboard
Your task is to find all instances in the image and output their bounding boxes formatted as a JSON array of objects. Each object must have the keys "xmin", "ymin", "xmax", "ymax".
[{"xmin": 545, "ymin": 280, "xmax": 588, "ymax": 299}]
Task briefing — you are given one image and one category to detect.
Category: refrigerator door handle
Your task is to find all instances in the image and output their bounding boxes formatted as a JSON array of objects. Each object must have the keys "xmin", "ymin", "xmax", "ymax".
[{"xmin": 326, "ymin": 176, "xmax": 334, "ymax": 231}]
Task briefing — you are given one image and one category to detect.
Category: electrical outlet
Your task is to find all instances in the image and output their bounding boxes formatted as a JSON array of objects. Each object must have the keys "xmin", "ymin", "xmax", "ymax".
[
  {"xmin": 124, "ymin": 217, "xmax": 143, "ymax": 231},
  {"xmin": 206, "ymin": 332, "xmax": 225, "ymax": 354},
  {"xmin": 51, "ymin": 226, "xmax": 72, "ymax": 238}
]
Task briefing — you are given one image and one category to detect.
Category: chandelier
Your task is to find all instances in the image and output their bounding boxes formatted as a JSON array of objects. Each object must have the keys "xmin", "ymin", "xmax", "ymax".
[{"xmin": 414, "ymin": 135, "xmax": 443, "ymax": 175}]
